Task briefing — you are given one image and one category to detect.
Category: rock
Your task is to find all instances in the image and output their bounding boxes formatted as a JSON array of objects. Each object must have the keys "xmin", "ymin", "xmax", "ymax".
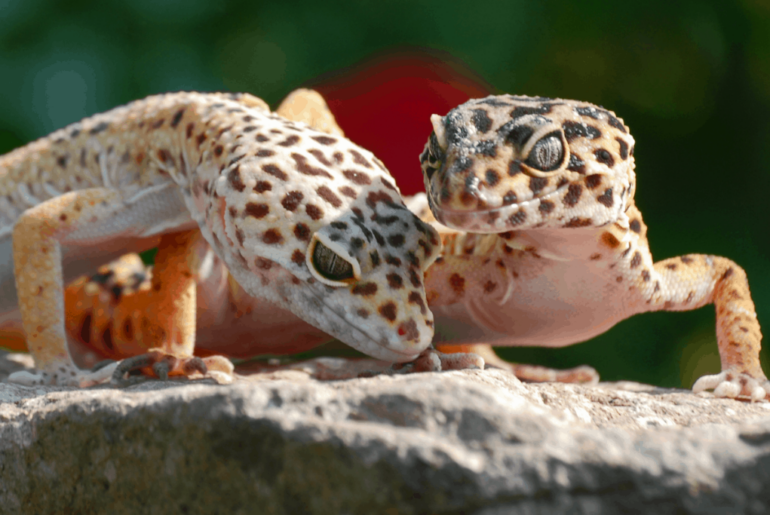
[{"xmin": 1, "ymin": 351, "xmax": 769, "ymax": 514}]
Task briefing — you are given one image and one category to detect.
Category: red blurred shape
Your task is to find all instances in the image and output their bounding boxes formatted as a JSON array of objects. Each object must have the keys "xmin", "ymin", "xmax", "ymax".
[{"xmin": 311, "ymin": 48, "xmax": 493, "ymax": 195}]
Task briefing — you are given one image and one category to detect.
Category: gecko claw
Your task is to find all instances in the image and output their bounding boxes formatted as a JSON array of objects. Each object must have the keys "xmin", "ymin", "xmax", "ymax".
[{"xmin": 693, "ymin": 370, "xmax": 770, "ymax": 401}]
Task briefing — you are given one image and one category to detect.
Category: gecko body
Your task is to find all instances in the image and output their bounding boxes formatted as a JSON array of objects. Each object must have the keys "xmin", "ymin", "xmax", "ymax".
[
  {"xmin": 1, "ymin": 91, "xmax": 440, "ymax": 385},
  {"xmin": 418, "ymin": 94, "xmax": 768, "ymax": 399}
]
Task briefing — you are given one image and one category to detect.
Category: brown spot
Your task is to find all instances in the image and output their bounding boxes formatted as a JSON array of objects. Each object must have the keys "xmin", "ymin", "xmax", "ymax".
[
  {"xmin": 186, "ymin": 123, "xmax": 195, "ymax": 139},
  {"xmin": 721, "ymin": 267, "xmax": 734, "ymax": 280},
  {"xmin": 256, "ymin": 134, "xmax": 269, "ymax": 142},
  {"xmin": 317, "ymin": 186, "xmax": 342, "ymax": 208},
  {"xmin": 565, "ymin": 217, "xmax": 592, "ymax": 228},
  {"xmin": 509, "ymin": 211, "xmax": 527, "ymax": 226},
  {"xmin": 349, "ymin": 149, "xmax": 373, "ymax": 168},
  {"xmin": 227, "ymin": 166, "xmax": 246, "ymax": 192},
  {"xmin": 352, "ymin": 282, "xmax": 378, "ymax": 296},
  {"xmin": 171, "ymin": 108, "xmax": 185, "ymax": 128},
  {"xmin": 254, "ymin": 181, "xmax": 272, "ymax": 193},
  {"xmin": 235, "ymin": 228, "xmax": 245, "ymax": 246},
  {"xmin": 281, "ymin": 191, "xmax": 304, "ymax": 211},
  {"xmin": 378, "ymin": 302, "xmax": 397, "ymax": 322},
  {"xmin": 291, "ymin": 249, "xmax": 305, "ymax": 265},
  {"xmin": 483, "ymin": 281, "xmax": 497, "ymax": 293},
  {"xmin": 387, "ymin": 273, "xmax": 403, "ymax": 289},
  {"xmin": 398, "ymin": 319, "xmax": 420, "ymax": 341},
  {"xmin": 407, "ymin": 291, "xmax": 427, "ymax": 315},
  {"xmin": 585, "ymin": 174, "xmax": 602, "ymax": 189},
  {"xmin": 409, "ymin": 268, "xmax": 421, "ymax": 288},
  {"xmin": 616, "ymin": 276, "xmax": 623, "ymax": 283},
  {"xmin": 262, "ymin": 229, "xmax": 283, "ymax": 244},
  {"xmin": 594, "ymin": 149, "xmax": 615, "ymax": 168},
  {"xmin": 59, "ymin": 214, "xmax": 67, "ymax": 222},
  {"xmin": 630, "ymin": 251, "xmax": 642, "ymax": 268},
  {"xmin": 629, "ymin": 219, "xmax": 641, "ymax": 233},
  {"xmin": 449, "ymin": 273, "xmax": 465, "ymax": 295},
  {"xmin": 214, "ymin": 145, "xmax": 223, "ymax": 157},
  {"xmin": 563, "ymin": 184, "xmax": 583, "ymax": 207},
  {"xmin": 387, "ymin": 234, "xmax": 405, "ymax": 247},
  {"xmin": 255, "ymin": 257, "xmax": 272, "ymax": 270},
  {"xmin": 196, "ymin": 133, "xmax": 207, "ymax": 147},
  {"xmin": 257, "ymin": 149, "xmax": 275, "ymax": 157},
  {"xmin": 665, "ymin": 263, "xmax": 677, "ymax": 270},
  {"xmin": 262, "ymin": 164, "xmax": 288, "ymax": 181},
  {"xmin": 306, "ymin": 204, "xmax": 323, "ymax": 220},
  {"xmin": 539, "ymin": 200, "xmax": 555, "ymax": 214},
  {"xmin": 307, "ymin": 149, "xmax": 331, "ymax": 166},
  {"xmin": 601, "ymin": 232, "xmax": 621, "ymax": 248},
  {"xmin": 590, "ymin": 253, "xmax": 602, "ymax": 260},
  {"xmin": 485, "ymin": 169, "xmax": 500, "ymax": 187},
  {"xmin": 294, "ymin": 223, "xmax": 311, "ymax": 241},
  {"xmin": 597, "ymin": 188, "xmax": 613, "ymax": 208},
  {"xmin": 245, "ymin": 203, "xmax": 269, "ymax": 219},
  {"xmin": 278, "ymin": 135, "xmax": 300, "ymax": 147},
  {"xmin": 681, "ymin": 256, "xmax": 694, "ymax": 265},
  {"xmin": 685, "ymin": 291, "xmax": 694, "ymax": 304},
  {"xmin": 292, "ymin": 153, "xmax": 333, "ymax": 179},
  {"xmin": 339, "ymin": 186, "xmax": 357, "ymax": 199},
  {"xmin": 641, "ymin": 270, "xmax": 651, "ymax": 281},
  {"xmin": 312, "ymin": 136, "xmax": 337, "ymax": 145},
  {"xmin": 529, "ymin": 176, "xmax": 548, "ymax": 194},
  {"xmin": 616, "ymin": 138, "xmax": 629, "ymax": 160},
  {"xmin": 357, "ymin": 309, "xmax": 370, "ymax": 319},
  {"xmin": 343, "ymin": 170, "xmax": 371, "ymax": 185}
]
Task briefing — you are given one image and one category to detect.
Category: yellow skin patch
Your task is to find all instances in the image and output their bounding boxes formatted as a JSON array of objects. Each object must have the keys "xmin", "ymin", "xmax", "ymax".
[
  {"xmin": 0, "ymin": 90, "xmax": 440, "ymax": 386},
  {"xmin": 418, "ymin": 94, "xmax": 768, "ymax": 400}
]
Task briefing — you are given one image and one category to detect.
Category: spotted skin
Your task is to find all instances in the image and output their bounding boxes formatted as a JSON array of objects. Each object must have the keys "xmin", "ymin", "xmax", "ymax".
[
  {"xmin": 1, "ymin": 90, "xmax": 440, "ymax": 386},
  {"xmin": 420, "ymin": 94, "xmax": 768, "ymax": 400}
]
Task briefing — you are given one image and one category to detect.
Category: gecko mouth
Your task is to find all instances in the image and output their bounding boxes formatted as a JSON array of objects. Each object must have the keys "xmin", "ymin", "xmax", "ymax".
[{"xmin": 429, "ymin": 180, "xmax": 572, "ymax": 233}]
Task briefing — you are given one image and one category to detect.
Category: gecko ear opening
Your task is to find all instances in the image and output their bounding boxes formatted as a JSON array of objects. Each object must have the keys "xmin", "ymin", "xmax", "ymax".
[{"xmin": 306, "ymin": 235, "xmax": 360, "ymax": 286}]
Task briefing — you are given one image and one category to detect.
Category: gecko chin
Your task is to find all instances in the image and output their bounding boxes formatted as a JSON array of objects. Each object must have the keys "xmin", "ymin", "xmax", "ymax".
[{"xmin": 224, "ymin": 258, "xmax": 430, "ymax": 363}]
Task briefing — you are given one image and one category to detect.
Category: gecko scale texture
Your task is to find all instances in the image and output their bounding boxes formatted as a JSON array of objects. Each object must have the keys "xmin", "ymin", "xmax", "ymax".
[
  {"xmin": 0, "ymin": 91, "xmax": 440, "ymax": 386},
  {"xmin": 419, "ymin": 94, "xmax": 769, "ymax": 400}
]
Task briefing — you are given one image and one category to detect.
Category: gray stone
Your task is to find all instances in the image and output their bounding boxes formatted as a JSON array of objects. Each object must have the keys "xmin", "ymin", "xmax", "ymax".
[{"xmin": 1, "ymin": 352, "xmax": 769, "ymax": 514}]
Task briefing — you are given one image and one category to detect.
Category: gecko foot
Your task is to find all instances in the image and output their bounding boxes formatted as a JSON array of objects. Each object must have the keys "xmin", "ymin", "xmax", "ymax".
[
  {"xmin": 111, "ymin": 350, "xmax": 234, "ymax": 384},
  {"xmin": 437, "ymin": 344, "xmax": 599, "ymax": 384},
  {"xmin": 390, "ymin": 348, "xmax": 485, "ymax": 374},
  {"xmin": 8, "ymin": 361, "xmax": 119, "ymax": 387},
  {"xmin": 692, "ymin": 369, "xmax": 770, "ymax": 401},
  {"xmin": 502, "ymin": 364, "xmax": 599, "ymax": 384}
]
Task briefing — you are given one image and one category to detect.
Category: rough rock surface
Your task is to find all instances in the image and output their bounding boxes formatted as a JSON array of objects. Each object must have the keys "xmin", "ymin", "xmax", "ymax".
[{"xmin": 1, "ymin": 351, "xmax": 769, "ymax": 515}]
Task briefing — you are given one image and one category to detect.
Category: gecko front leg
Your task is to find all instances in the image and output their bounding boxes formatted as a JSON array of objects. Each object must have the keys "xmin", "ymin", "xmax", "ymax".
[{"xmin": 12, "ymin": 188, "xmax": 128, "ymax": 386}]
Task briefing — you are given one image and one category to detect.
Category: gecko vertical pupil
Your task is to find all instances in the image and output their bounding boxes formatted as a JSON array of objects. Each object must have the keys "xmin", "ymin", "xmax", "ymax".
[
  {"xmin": 312, "ymin": 242, "xmax": 354, "ymax": 281},
  {"xmin": 526, "ymin": 132, "xmax": 564, "ymax": 171}
]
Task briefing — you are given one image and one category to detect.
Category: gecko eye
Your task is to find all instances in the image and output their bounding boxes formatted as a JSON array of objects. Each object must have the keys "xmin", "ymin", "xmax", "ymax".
[
  {"xmin": 525, "ymin": 131, "xmax": 565, "ymax": 172},
  {"xmin": 311, "ymin": 241, "xmax": 355, "ymax": 282}
]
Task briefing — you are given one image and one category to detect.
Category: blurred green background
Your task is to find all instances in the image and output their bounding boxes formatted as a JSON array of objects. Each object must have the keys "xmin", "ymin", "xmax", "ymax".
[{"xmin": 1, "ymin": 0, "xmax": 769, "ymax": 389}]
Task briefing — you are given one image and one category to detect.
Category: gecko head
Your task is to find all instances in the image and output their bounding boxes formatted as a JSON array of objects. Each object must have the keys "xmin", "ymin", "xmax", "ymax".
[
  {"xmin": 205, "ymin": 111, "xmax": 440, "ymax": 362},
  {"xmin": 420, "ymin": 94, "xmax": 637, "ymax": 233}
]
